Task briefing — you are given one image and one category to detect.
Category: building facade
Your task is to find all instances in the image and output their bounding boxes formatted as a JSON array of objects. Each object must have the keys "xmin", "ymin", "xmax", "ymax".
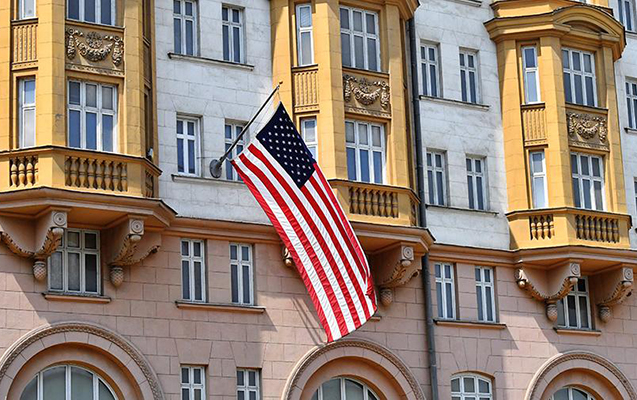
[{"xmin": 1, "ymin": 0, "xmax": 637, "ymax": 400}]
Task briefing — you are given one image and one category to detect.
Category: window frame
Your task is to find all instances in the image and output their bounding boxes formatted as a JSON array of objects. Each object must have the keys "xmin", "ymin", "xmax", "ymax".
[
  {"xmin": 530, "ymin": 150, "xmax": 548, "ymax": 209},
  {"xmin": 22, "ymin": 364, "xmax": 119, "ymax": 400},
  {"xmin": 300, "ymin": 117, "xmax": 318, "ymax": 160},
  {"xmin": 626, "ymin": 79, "xmax": 637, "ymax": 129},
  {"xmin": 557, "ymin": 277, "xmax": 592, "ymax": 330},
  {"xmin": 571, "ymin": 152, "xmax": 605, "ymax": 211},
  {"xmin": 522, "ymin": 46, "xmax": 541, "ymax": 104},
  {"xmin": 19, "ymin": 78, "xmax": 36, "ymax": 148},
  {"xmin": 67, "ymin": 0, "xmax": 116, "ymax": 26},
  {"xmin": 619, "ymin": 0, "xmax": 636, "ymax": 32},
  {"xmin": 19, "ymin": 0, "xmax": 36, "ymax": 19},
  {"xmin": 180, "ymin": 239, "xmax": 206, "ymax": 302},
  {"xmin": 312, "ymin": 377, "xmax": 380, "ymax": 400},
  {"xmin": 176, "ymin": 116, "xmax": 201, "ymax": 177},
  {"xmin": 562, "ymin": 48, "xmax": 597, "ymax": 107},
  {"xmin": 173, "ymin": 0, "xmax": 198, "ymax": 56},
  {"xmin": 180, "ymin": 366, "xmax": 206, "ymax": 400},
  {"xmin": 296, "ymin": 4, "xmax": 314, "ymax": 66},
  {"xmin": 459, "ymin": 49, "xmax": 480, "ymax": 104},
  {"xmin": 222, "ymin": 5, "xmax": 244, "ymax": 63},
  {"xmin": 451, "ymin": 374, "xmax": 493, "ymax": 400},
  {"xmin": 230, "ymin": 243, "xmax": 254, "ymax": 305},
  {"xmin": 466, "ymin": 156, "xmax": 487, "ymax": 211},
  {"xmin": 236, "ymin": 369, "xmax": 260, "ymax": 400},
  {"xmin": 426, "ymin": 150, "xmax": 447, "ymax": 206},
  {"xmin": 420, "ymin": 43, "xmax": 441, "ymax": 97},
  {"xmin": 224, "ymin": 122, "xmax": 247, "ymax": 181},
  {"xmin": 345, "ymin": 120, "xmax": 386, "ymax": 184},
  {"xmin": 48, "ymin": 229, "xmax": 101, "ymax": 295},
  {"xmin": 67, "ymin": 80, "xmax": 118, "ymax": 152},
  {"xmin": 339, "ymin": 6, "xmax": 381, "ymax": 72},
  {"xmin": 434, "ymin": 263, "xmax": 456, "ymax": 320},
  {"xmin": 475, "ymin": 266, "xmax": 496, "ymax": 323}
]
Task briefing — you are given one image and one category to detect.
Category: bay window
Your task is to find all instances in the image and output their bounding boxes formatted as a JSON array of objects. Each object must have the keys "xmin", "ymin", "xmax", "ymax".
[
  {"xmin": 563, "ymin": 48, "xmax": 597, "ymax": 107},
  {"xmin": 345, "ymin": 120, "xmax": 385, "ymax": 184},
  {"xmin": 68, "ymin": 80, "xmax": 117, "ymax": 152},
  {"xmin": 340, "ymin": 7, "xmax": 380, "ymax": 72}
]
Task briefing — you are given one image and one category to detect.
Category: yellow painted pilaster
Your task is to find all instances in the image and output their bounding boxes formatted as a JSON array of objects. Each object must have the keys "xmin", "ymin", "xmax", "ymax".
[
  {"xmin": 123, "ymin": 0, "xmax": 144, "ymax": 156},
  {"xmin": 270, "ymin": 0, "xmax": 293, "ymax": 111},
  {"xmin": 0, "ymin": 0, "xmax": 10, "ymax": 148}
]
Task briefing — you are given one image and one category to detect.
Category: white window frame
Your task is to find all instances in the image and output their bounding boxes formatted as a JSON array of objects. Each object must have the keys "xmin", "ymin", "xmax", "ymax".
[
  {"xmin": 19, "ymin": 78, "xmax": 36, "ymax": 148},
  {"xmin": 522, "ymin": 46, "xmax": 541, "ymax": 104},
  {"xmin": 434, "ymin": 263, "xmax": 456, "ymax": 320},
  {"xmin": 300, "ymin": 117, "xmax": 318, "ymax": 159},
  {"xmin": 236, "ymin": 369, "xmax": 260, "ymax": 400},
  {"xmin": 626, "ymin": 79, "xmax": 637, "ymax": 129},
  {"xmin": 222, "ymin": 5, "xmax": 244, "ymax": 63},
  {"xmin": 619, "ymin": 0, "xmax": 636, "ymax": 32},
  {"xmin": 23, "ymin": 364, "xmax": 119, "ymax": 400},
  {"xmin": 230, "ymin": 243, "xmax": 254, "ymax": 305},
  {"xmin": 451, "ymin": 374, "xmax": 493, "ymax": 400},
  {"xmin": 571, "ymin": 152, "xmax": 605, "ymax": 211},
  {"xmin": 339, "ymin": 6, "xmax": 381, "ymax": 72},
  {"xmin": 176, "ymin": 116, "xmax": 200, "ymax": 176},
  {"xmin": 296, "ymin": 4, "xmax": 314, "ymax": 66},
  {"xmin": 181, "ymin": 366, "xmax": 206, "ymax": 400},
  {"xmin": 48, "ymin": 229, "xmax": 100, "ymax": 295},
  {"xmin": 173, "ymin": 0, "xmax": 198, "ymax": 56},
  {"xmin": 67, "ymin": 0, "xmax": 116, "ymax": 26},
  {"xmin": 475, "ymin": 266, "xmax": 496, "ymax": 323},
  {"xmin": 466, "ymin": 156, "xmax": 487, "ymax": 211},
  {"xmin": 459, "ymin": 49, "xmax": 480, "ymax": 104},
  {"xmin": 530, "ymin": 151, "xmax": 548, "ymax": 208},
  {"xmin": 345, "ymin": 120, "xmax": 385, "ymax": 184},
  {"xmin": 551, "ymin": 387, "xmax": 596, "ymax": 400},
  {"xmin": 562, "ymin": 48, "xmax": 597, "ymax": 107},
  {"xmin": 19, "ymin": 0, "xmax": 36, "ymax": 19},
  {"xmin": 557, "ymin": 277, "xmax": 592, "ymax": 330},
  {"xmin": 426, "ymin": 150, "xmax": 447, "ymax": 206},
  {"xmin": 312, "ymin": 377, "xmax": 380, "ymax": 400},
  {"xmin": 180, "ymin": 239, "xmax": 206, "ymax": 302},
  {"xmin": 67, "ymin": 80, "xmax": 118, "ymax": 152},
  {"xmin": 224, "ymin": 122, "xmax": 247, "ymax": 181},
  {"xmin": 421, "ymin": 43, "xmax": 440, "ymax": 97}
]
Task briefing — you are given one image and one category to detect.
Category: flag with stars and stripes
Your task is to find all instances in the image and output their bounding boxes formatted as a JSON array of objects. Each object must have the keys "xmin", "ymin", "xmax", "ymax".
[{"xmin": 232, "ymin": 102, "xmax": 377, "ymax": 342}]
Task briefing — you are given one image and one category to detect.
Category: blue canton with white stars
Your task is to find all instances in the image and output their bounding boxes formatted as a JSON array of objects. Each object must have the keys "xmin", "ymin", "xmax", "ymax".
[{"xmin": 257, "ymin": 103, "xmax": 316, "ymax": 188}]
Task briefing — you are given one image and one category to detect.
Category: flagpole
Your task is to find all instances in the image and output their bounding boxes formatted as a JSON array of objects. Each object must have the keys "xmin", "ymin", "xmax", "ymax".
[{"xmin": 209, "ymin": 82, "xmax": 283, "ymax": 178}]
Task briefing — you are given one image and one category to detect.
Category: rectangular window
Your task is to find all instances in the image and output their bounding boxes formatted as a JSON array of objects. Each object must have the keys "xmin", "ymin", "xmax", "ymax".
[
  {"xmin": 19, "ymin": 0, "xmax": 36, "ymax": 19},
  {"xmin": 174, "ymin": 0, "xmax": 197, "ymax": 55},
  {"xmin": 19, "ymin": 78, "xmax": 36, "ymax": 148},
  {"xmin": 67, "ymin": 80, "xmax": 117, "ymax": 152},
  {"xmin": 421, "ymin": 43, "xmax": 440, "ymax": 97},
  {"xmin": 530, "ymin": 151, "xmax": 548, "ymax": 208},
  {"xmin": 626, "ymin": 80, "xmax": 637, "ymax": 129},
  {"xmin": 296, "ymin": 4, "xmax": 314, "ymax": 66},
  {"xmin": 340, "ymin": 7, "xmax": 380, "ymax": 72},
  {"xmin": 222, "ymin": 6, "xmax": 244, "ymax": 63},
  {"xmin": 571, "ymin": 152, "xmax": 604, "ymax": 210},
  {"xmin": 459, "ymin": 50, "xmax": 479, "ymax": 103},
  {"xmin": 176, "ymin": 117, "xmax": 200, "ymax": 176},
  {"xmin": 67, "ymin": 0, "xmax": 115, "ymax": 25},
  {"xmin": 522, "ymin": 46, "xmax": 541, "ymax": 104},
  {"xmin": 426, "ymin": 150, "xmax": 447, "ymax": 206},
  {"xmin": 180, "ymin": 239, "xmax": 205, "ymax": 302},
  {"xmin": 557, "ymin": 278, "xmax": 591, "ymax": 329},
  {"xmin": 562, "ymin": 48, "xmax": 597, "ymax": 107},
  {"xmin": 345, "ymin": 120, "xmax": 385, "ymax": 184},
  {"xmin": 48, "ymin": 229, "xmax": 100, "ymax": 294},
  {"xmin": 301, "ymin": 118, "xmax": 317, "ymax": 159},
  {"xmin": 475, "ymin": 266, "xmax": 496, "ymax": 323},
  {"xmin": 237, "ymin": 369, "xmax": 260, "ymax": 400},
  {"xmin": 435, "ymin": 263, "xmax": 455, "ymax": 320},
  {"xmin": 619, "ymin": 0, "xmax": 636, "ymax": 31},
  {"xmin": 466, "ymin": 157, "xmax": 487, "ymax": 211},
  {"xmin": 225, "ymin": 122, "xmax": 246, "ymax": 181},
  {"xmin": 180, "ymin": 366, "xmax": 205, "ymax": 400},
  {"xmin": 230, "ymin": 243, "xmax": 253, "ymax": 305}
]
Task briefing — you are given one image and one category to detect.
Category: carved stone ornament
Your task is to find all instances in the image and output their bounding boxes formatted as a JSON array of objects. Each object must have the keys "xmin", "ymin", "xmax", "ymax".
[
  {"xmin": 567, "ymin": 111, "xmax": 608, "ymax": 143},
  {"xmin": 66, "ymin": 28, "xmax": 124, "ymax": 66},
  {"xmin": 515, "ymin": 262, "xmax": 581, "ymax": 321},
  {"xmin": 110, "ymin": 265, "xmax": 125, "ymax": 288},
  {"xmin": 343, "ymin": 75, "xmax": 390, "ymax": 109},
  {"xmin": 106, "ymin": 218, "xmax": 160, "ymax": 287},
  {"xmin": 32, "ymin": 261, "xmax": 47, "ymax": 282},
  {"xmin": 596, "ymin": 266, "xmax": 634, "ymax": 323},
  {"xmin": 282, "ymin": 245, "xmax": 295, "ymax": 269},
  {"xmin": 373, "ymin": 245, "xmax": 417, "ymax": 306}
]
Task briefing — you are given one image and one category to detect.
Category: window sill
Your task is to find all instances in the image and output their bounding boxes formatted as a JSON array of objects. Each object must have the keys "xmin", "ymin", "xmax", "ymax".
[
  {"xmin": 43, "ymin": 292, "xmax": 111, "ymax": 304},
  {"xmin": 419, "ymin": 95, "xmax": 489, "ymax": 111},
  {"xmin": 426, "ymin": 204, "xmax": 499, "ymax": 216},
  {"xmin": 626, "ymin": 30, "xmax": 637, "ymax": 40},
  {"xmin": 65, "ymin": 19, "xmax": 124, "ymax": 33},
  {"xmin": 433, "ymin": 319, "xmax": 506, "ymax": 330},
  {"xmin": 171, "ymin": 174, "xmax": 245, "ymax": 186},
  {"xmin": 445, "ymin": 0, "xmax": 482, "ymax": 6},
  {"xmin": 565, "ymin": 102, "xmax": 608, "ymax": 113},
  {"xmin": 625, "ymin": 127, "xmax": 637, "ymax": 135},
  {"xmin": 168, "ymin": 53, "xmax": 255, "ymax": 71},
  {"xmin": 11, "ymin": 18, "xmax": 39, "ymax": 24},
  {"xmin": 554, "ymin": 327, "xmax": 601, "ymax": 336},
  {"xmin": 175, "ymin": 301, "xmax": 266, "ymax": 313}
]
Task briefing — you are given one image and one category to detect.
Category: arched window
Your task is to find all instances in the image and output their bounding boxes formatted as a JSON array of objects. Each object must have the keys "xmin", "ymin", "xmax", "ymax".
[
  {"xmin": 311, "ymin": 377, "xmax": 380, "ymax": 400},
  {"xmin": 451, "ymin": 374, "xmax": 493, "ymax": 400},
  {"xmin": 551, "ymin": 387, "xmax": 597, "ymax": 400},
  {"xmin": 20, "ymin": 365, "xmax": 117, "ymax": 400}
]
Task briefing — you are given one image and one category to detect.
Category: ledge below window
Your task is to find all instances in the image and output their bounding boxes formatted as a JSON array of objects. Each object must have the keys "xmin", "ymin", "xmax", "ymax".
[
  {"xmin": 43, "ymin": 292, "xmax": 112, "ymax": 304},
  {"xmin": 419, "ymin": 95, "xmax": 490, "ymax": 111},
  {"xmin": 446, "ymin": 0, "xmax": 482, "ymax": 6},
  {"xmin": 625, "ymin": 127, "xmax": 637, "ymax": 135},
  {"xmin": 554, "ymin": 327, "xmax": 601, "ymax": 336},
  {"xmin": 426, "ymin": 204, "xmax": 499, "ymax": 216},
  {"xmin": 168, "ymin": 53, "xmax": 254, "ymax": 71},
  {"xmin": 175, "ymin": 301, "xmax": 266, "ymax": 313},
  {"xmin": 433, "ymin": 319, "xmax": 507, "ymax": 330},
  {"xmin": 171, "ymin": 174, "xmax": 245, "ymax": 186}
]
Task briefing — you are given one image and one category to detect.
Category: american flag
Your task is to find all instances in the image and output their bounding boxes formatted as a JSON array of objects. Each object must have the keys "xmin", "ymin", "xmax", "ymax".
[{"xmin": 232, "ymin": 102, "xmax": 377, "ymax": 342}]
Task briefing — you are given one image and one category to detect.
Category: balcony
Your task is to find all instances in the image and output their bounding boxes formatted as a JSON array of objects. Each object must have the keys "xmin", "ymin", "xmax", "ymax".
[
  {"xmin": 507, "ymin": 207, "xmax": 631, "ymax": 250},
  {"xmin": 0, "ymin": 146, "xmax": 160, "ymax": 198}
]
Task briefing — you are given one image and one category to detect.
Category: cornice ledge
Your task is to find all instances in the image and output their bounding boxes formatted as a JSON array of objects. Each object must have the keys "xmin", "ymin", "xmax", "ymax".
[{"xmin": 596, "ymin": 266, "xmax": 634, "ymax": 322}]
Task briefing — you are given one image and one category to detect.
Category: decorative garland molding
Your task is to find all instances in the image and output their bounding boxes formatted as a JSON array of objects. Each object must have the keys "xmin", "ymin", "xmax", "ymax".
[
  {"xmin": 566, "ymin": 111, "xmax": 609, "ymax": 151},
  {"xmin": 343, "ymin": 75, "xmax": 390, "ymax": 109},
  {"xmin": 0, "ymin": 321, "xmax": 164, "ymax": 400},
  {"xmin": 596, "ymin": 266, "xmax": 634, "ymax": 322},
  {"xmin": 65, "ymin": 28, "xmax": 124, "ymax": 66}
]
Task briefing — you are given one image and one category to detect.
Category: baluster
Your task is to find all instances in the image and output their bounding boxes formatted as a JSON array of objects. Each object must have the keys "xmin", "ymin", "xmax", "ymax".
[
  {"xmin": 17, "ymin": 157, "xmax": 26, "ymax": 186},
  {"xmin": 594, "ymin": 217, "xmax": 601, "ymax": 242},
  {"xmin": 382, "ymin": 192, "xmax": 389, "ymax": 217},
  {"xmin": 392, "ymin": 193, "xmax": 398, "ymax": 218},
  {"xmin": 97, "ymin": 161, "xmax": 105, "ymax": 189},
  {"xmin": 87, "ymin": 159, "xmax": 96, "ymax": 189},
  {"xmin": 613, "ymin": 220, "xmax": 620, "ymax": 243},
  {"xmin": 26, "ymin": 157, "xmax": 34, "ymax": 185},
  {"xmin": 549, "ymin": 216, "xmax": 554, "ymax": 238},
  {"xmin": 105, "ymin": 162, "xmax": 113, "ymax": 190},
  {"xmin": 602, "ymin": 219, "xmax": 608, "ymax": 242},
  {"xmin": 121, "ymin": 164, "xmax": 128, "ymax": 192},
  {"xmin": 348, "ymin": 187, "xmax": 355, "ymax": 213},
  {"xmin": 33, "ymin": 157, "xmax": 38, "ymax": 184},
  {"xmin": 576, "ymin": 216, "xmax": 582, "ymax": 239},
  {"xmin": 371, "ymin": 190, "xmax": 379, "ymax": 216},
  {"xmin": 352, "ymin": 188, "xmax": 359, "ymax": 214},
  {"xmin": 10, "ymin": 160, "xmax": 18, "ymax": 187}
]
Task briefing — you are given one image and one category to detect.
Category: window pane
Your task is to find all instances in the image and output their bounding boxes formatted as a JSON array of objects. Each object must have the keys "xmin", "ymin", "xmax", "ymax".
[
  {"xmin": 461, "ymin": 71, "xmax": 467, "ymax": 102},
  {"xmin": 373, "ymin": 151, "xmax": 382, "ymax": 184},
  {"xmin": 23, "ymin": 109, "xmax": 35, "ymax": 147},
  {"xmin": 574, "ymin": 75, "xmax": 584, "ymax": 104},
  {"xmin": 233, "ymin": 26, "xmax": 241, "ymax": 62},
  {"xmin": 353, "ymin": 11, "xmax": 363, "ymax": 31},
  {"xmin": 582, "ymin": 179, "xmax": 592, "ymax": 209},
  {"xmin": 478, "ymin": 379, "xmax": 490, "ymax": 394},
  {"xmin": 451, "ymin": 378, "xmax": 460, "ymax": 392},
  {"xmin": 359, "ymin": 149, "xmax": 370, "ymax": 182},
  {"xmin": 222, "ymin": 6, "xmax": 228, "ymax": 21},
  {"xmin": 321, "ymin": 379, "xmax": 341, "ymax": 399},
  {"xmin": 101, "ymin": 0, "xmax": 112, "ymax": 24},
  {"xmin": 182, "ymin": 260, "xmax": 191, "ymax": 299},
  {"xmin": 526, "ymin": 71, "xmax": 538, "ymax": 102},
  {"xmin": 485, "ymin": 286, "xmax": 493, "ymax": 321},
  {"xmin": 572, "ymin": 178, "xmax": 581, "ymax": 208},
  {"xmin": 567, "ymin": 295, "xmax": 577, "ymax": 327},
  {"xmin": 436, "ymin": 281, "xmax": 443, "ymax": 317},
  {"xmin": 174, "ymin": 19, "xmax": 182, "ymax": 53},
  {"xmin": 476, "ymin": 288, "xmax": 484, "ymax": 321},
  {"xmin": 24, "ymin": 80, "xmax": 36, "ymax": 104},
  {"xmin": 430, "ymin": 64, "xmax": 438, "ymax": 96},
  {"xmin": 533, "ymin": 177, "xmax": 546, "ymax": 208},
  {"xmin": 186, "ymin": 2, "xmax": 194, "ymax": 16},
  {"xmin": 182, "ymin": 367, "xmax": 190, "ymax": 384},
  {"xmin": 436, "ymin": 171, "xmax": 444, "ymax": 204},
  {"xmin": 69, "ymin": 0, "xmax": 80, "ymax": 19},
  {"xmin": 102, "ymin": 115, "xmax": 114, "ymax": 152},
  {"xmin": 49, "ymin": 252, "xmax": 63, "ymax": 290},
  {"xmin": 476, "ymin": 176, "xmax": 484, "ymax": 210},
  {"xmin": 194, "ymin": 261, "xmax": 202, "ymax": 300},
  {"xmin": 43, "ymin": 366, "xmax": 66, "ymax": 400},
  {"xmin": 346, "ymin": 148, "xmax": 357, "ymax": 180},
  {"xmin": 99, "ymin": 381, "xmax": 116, "ymax": 400},
  {"xmin": 85, "ymin": 254, "xmax": 98, "ymax": 293},
  {"xmin": 464, "ymin": 377, "xmax": 475, "ymax": 393},
  {"xmin": 341, "ymin": 33, "xmax": 351, "ymax": 67},
  {"xmin": 242, "ymin": 264, "xmax": 251, "ymax": 303},
  {"xmin": 232, "ymin": 9, "xmax": 240, "ymax": 22},
  {"xmin": 469, "ymin": 71, "xmax": 477, "ymax": 103},
  {"xmin": 68, "ymin": 253, "xmax": 81, "ymax": 291},
  {"xmin": 231, "ymin": 264, "xmax": 239, "ymax": 303},
  {"xmin": 557, "ymin": 299, "xmax": 565, "ymax": 326},
  {"xmin": 248, "ymin": 370, "xmax": 256, "ymax": 386},
  {"xmin": 85, "ymin": 0, "xmax": 96, "ymax": 22},
  {"xmin": 367, "ymin": 38, "xmax": 377, "ymax": 71},
  {"xmin": 564, "ymin": 72, "xmax": 572, "ymax": 103},
  {"xmin": 194, "ymin": 368, "xmax": 202, "ymax": 384},
  {"xmin": 299, "ymin": 6, "xmax": 311, "ymax": 27},
  {"xmin": 340, "ymin": 8, "xmax": 349, "ymax": 29},
  {"xmin": 71, "ymin": 367, "xmax": 94, "ymax": 400},
  {"xmin": 86, "ymin": 112, "xmax": 97, "ymax": 150},
  {"xmin": 20, "ymin": 377, "xmax": 37, "ymax": 400},
  {"xmin": 585, "ymin": 76, "xmax": 595, "ymax": 106},
  {"xmin": 345, "ymin": 379, "xmax": 364, "ymax": 400},
  {"xmin": 445, "ymin": 282, "xmax": 453, "ymax": 318},
  {"xmin": 579, "ymin": 296, "xmax": 589, "ymax": 328},
  {"xmin": 223, "ymin": 25, "xmax": 230, "ymax": 60},
  {"xmin": 354, "ymin": 36, "xmax": 364, "ymax": 69},
  {"xmin": 186, "ymin": 21, "xmax": 194, "ymax": 55},
  {"xmin": 188, "ymin": 139, "xmax": 195, "ymax": 174},
  {"xmin": 467, "ymin": 175, "xmax": 474, "ymax": 209},
  {"xmin": 300, "ymin": 32, "xmax": 312, "ymax": 65},
  {"xmin": 593, "ymin": 181, "xmax": 603, "ymax": 210}
]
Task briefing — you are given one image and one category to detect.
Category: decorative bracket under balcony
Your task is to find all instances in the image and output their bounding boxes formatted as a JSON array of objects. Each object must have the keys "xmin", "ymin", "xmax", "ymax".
[
  {"xmin": 515, "ymin": 262, "xmax": 581, "ymax": 321},
  {"xmin": 372, "ymin": 244, "xmax": 417, "ymax": 306},
  {"xmin": 595, "ymin": 266, "xmax": 634, "ymax": 323},
  {"xmin": 0, "ymin": 209, "xmax": 68, "ymax": 281},
  {"xmin": 104, "ymin": 217, "xmax": 160, "ymax": 287}
]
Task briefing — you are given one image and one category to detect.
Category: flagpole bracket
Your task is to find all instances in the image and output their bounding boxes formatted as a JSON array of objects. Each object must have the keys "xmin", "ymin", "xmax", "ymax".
[{"xmin": 209, "ymin": 159, "xmax": 223, "ymax": 178}]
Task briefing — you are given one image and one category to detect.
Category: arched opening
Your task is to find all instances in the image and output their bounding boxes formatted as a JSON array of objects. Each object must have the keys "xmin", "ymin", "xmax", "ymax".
[
  {"xmin": 451, "ymin": 373, "xmax": 493, "ymax": 400},
  {"xmin": 310, "ymin": 377, "xmax": 380, "ymax": 400},
  {"xmin": 20, "ymin": 364, "xmax": 118, "ymax": 400},
  {"xmin": 550, "ymin": 387, "xmax": 596, "ymax": 400}
]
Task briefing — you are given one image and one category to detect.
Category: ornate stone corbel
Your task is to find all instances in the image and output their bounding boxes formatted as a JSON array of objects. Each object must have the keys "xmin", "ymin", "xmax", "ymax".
[
  {"xmin": 595, "ymin": 266, "xmax": 634, "ymax": 323},
  {"xmin": 515, "ymin": 262, "xmax": 581, "ymax": 321},
  {"xmin": 282, "ymin": 246, "xmax": 295, "ymax": 269},
  {"xmin": 372, "ymin": 244, "xmax": 417, "ymax": 306}
]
